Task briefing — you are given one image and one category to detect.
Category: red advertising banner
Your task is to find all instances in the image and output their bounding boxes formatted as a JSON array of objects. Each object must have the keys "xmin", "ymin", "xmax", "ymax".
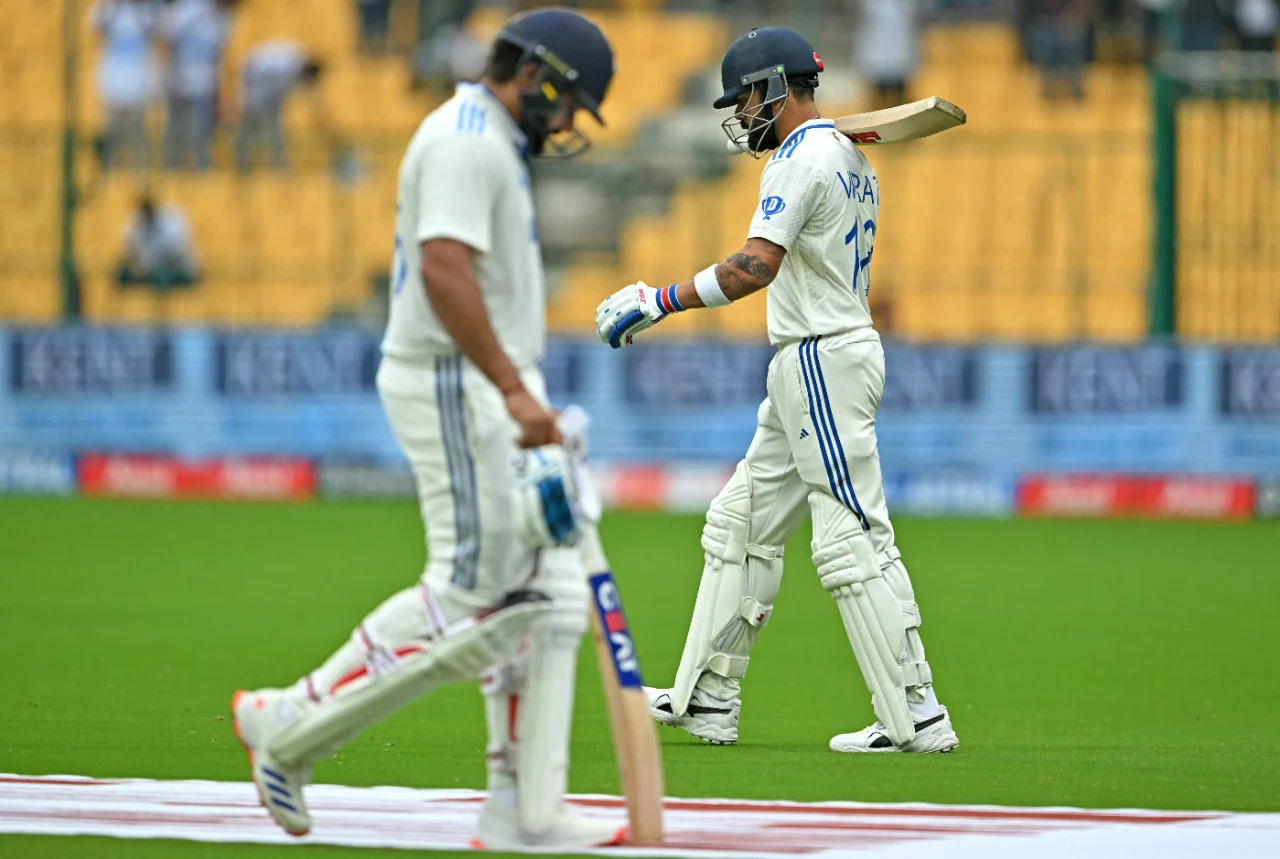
[
  {"xmin": 1018, "ymin": 475, "xmax": 1256, "ymax": 520},
  {"xmin": 80, "ymin": 455, "xmax": 316, "ymax": 501},
  {"xmin": 595, "ymin": 464, "xmax": 670, "ymax": 511}
]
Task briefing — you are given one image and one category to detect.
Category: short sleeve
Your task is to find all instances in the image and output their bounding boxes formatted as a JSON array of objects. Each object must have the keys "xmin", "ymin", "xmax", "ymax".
[
  {"xmin": 747, "ymin": 158, "xmax": 823, "ymax": 252},
  {"xmin": 414, "ymin": 134, "xmax": 497, "ymax": 254}
]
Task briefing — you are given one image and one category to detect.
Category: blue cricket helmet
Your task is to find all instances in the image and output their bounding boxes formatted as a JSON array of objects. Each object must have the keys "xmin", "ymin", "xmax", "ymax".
[
  {"xmin": 714, "ymin": 27, "xmax": 824, "ymax": 110},
  {"xmin": 496, "ymin": 7, "xmax": 614, "ymax": 124}
]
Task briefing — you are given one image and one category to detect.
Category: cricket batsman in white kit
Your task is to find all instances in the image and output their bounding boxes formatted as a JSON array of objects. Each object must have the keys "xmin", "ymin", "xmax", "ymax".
[
  {"xmin": 231, "ymin": 9, "xmax": 629, "ymax": 848},
  {"xmin": 596, "ymin": 27, "xmax": 959, "ymax": 754}
]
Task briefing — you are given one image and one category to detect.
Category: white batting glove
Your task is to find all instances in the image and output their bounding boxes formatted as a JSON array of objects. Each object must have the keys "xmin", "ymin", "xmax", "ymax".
[{"xmin": 595, "ymin": 281, "xmax": 683, "ymax": 349}]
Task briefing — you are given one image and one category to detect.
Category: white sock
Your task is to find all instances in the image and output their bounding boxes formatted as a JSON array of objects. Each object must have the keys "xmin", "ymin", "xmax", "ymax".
[
  {"xmin": 907, "ymin": 685, "xmax": 942, "ymax": 721},
  {"xmin": 694, "ymin": 672, "xmax": 738, "ymax": 703}
]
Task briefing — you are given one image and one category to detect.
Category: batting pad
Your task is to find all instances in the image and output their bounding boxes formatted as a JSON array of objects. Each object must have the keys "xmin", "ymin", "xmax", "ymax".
[
  {"xmin": 267, "ymin": 592, "xmax": 550, "ymax": 766},
  {"xmin": 671, "ymin": 461, "xmax": 784, "ymax": 716},
  {"xmin": 810, "ymin": 492, "xmax": 915, "ymax": 746}
]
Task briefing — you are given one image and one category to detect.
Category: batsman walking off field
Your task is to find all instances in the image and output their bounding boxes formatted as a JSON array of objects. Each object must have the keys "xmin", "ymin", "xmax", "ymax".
[
  {"xmin": 596, "ymin": 27, "xmax": 959, "ymax": 754},
  {"xmin": 231, "ymin": 9, "xmax": 628, "ymax": 848}
]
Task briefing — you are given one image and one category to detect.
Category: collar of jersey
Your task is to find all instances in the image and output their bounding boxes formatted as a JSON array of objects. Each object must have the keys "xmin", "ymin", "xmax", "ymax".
[
  {"xmin": 776, "ymin": 118, "xmax": 835, "ymax": 152},
  {"xmin": 454, "ymin": 82, "xmax": 529, "ymax": 154}
]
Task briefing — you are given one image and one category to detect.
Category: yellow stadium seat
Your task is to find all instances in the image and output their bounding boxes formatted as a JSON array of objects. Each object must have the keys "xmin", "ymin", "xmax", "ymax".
[
  {"xmin": 4, "ymin": 11, "xmax": 1188, "ymax": 339},
  {"xmin": 1175, "ymin": 99, "xmax": 1280, "ymax": 342},
  {"xmin": 3, "ymin": 0, "xmax": 63, "ymax": 53},
  {"xmin": 0, "ymin": 278, "xmax": 60, "ymax": 322},
  {"xmin": 77, "ymin": 176, "xmax": 144, "ymax": 270},
  {"xmin": 569, "ymin": 18, "xmax": 1156, "ymax": 343},
  {"xmin": 1083, "ymin": 273, "xmax": 1147, "ymax": 341}
]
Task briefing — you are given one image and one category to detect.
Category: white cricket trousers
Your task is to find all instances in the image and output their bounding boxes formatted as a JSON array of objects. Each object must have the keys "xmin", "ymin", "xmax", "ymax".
[
  {"xmin": 291, "ymin": 352, "xmax": 587, "ymax": 811},
  {"xmin": 376, "ymin": 353, "xmax": 554, "ymax": 613},
  {"xmin": 743, "ymin": 331, "xmax": 897, "ymax": 553}
]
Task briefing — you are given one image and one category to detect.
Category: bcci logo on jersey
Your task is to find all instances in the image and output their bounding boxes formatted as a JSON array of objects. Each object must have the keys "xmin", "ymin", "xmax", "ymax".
[
  {"xmin": 761, "ymin": 195, "xmax": 786, "ymax": 220},
  {"xmin": 589, "ymin": 572, "xmax": 643, "ymax": 688}
]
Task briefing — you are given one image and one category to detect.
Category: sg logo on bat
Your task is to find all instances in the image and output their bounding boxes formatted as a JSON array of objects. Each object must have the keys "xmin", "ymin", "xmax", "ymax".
[{"xmin": 589, "ymin": 572, "xmax": 643, "ymax": 689}]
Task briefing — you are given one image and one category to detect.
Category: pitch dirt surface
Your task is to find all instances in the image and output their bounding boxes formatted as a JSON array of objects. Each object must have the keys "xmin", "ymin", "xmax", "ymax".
[{"xmin": 3, "ymin": 774, "xmax": 1278, "ymax": 858}]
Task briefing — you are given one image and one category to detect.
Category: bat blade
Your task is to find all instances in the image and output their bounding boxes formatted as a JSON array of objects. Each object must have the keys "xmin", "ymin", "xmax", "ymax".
[
  {"xmin": 833, "ymin": 96, "xmax": 966, "ymax": 145},
  {"xmin": 582, "ymin": 526, "xmax": 665, "ymax": 844}
]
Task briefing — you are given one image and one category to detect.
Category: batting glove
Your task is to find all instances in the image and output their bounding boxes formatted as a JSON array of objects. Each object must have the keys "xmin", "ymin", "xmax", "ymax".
[{"xmin": 595, "ymin": 281, "xmax": 683, "ymax": 349}]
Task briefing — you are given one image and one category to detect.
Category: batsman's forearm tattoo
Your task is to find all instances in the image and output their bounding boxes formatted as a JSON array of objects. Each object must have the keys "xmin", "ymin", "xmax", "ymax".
[{"xmin": 717, "ymin": 253, "xmax": 772, "ymax": 296}]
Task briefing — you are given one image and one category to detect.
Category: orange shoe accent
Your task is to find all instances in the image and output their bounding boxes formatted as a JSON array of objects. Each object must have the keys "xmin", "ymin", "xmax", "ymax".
[
  {"xmin": 469, "ymin": 837, "xmax": 487, "ymax": 849},
  {"xmin": 229, "ymin": 690, "xmax": 265, "ymax": 809},
  {"xmin": 230, "ymin": 691, "xmax": 250, "ymax": 756},
  {"xmin": 230, "ymin": 689, "xmax": 310, "ymax": 837}
]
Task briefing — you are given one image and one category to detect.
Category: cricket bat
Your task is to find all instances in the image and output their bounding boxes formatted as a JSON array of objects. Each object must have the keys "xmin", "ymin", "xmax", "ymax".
[
  {"xmin": 556, "ymin": 405, "xmax": 664, "ymax": 844},
  {"xmin": 727, "ymin": 95, "xmax": 965, "ymax": 153},
  {"xmin": 582, "ymin": 522, "xmax": 665, "ymax": 844},
  {"xmin": 834, "ymin": 96, "xmax": 966, "ymax": 145}
]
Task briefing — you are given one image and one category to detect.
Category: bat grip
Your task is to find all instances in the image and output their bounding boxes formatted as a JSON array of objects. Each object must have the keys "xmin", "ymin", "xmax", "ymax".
[{"xmin": 578, "ymin": 521, "xmax": 609, "ymax": 575}]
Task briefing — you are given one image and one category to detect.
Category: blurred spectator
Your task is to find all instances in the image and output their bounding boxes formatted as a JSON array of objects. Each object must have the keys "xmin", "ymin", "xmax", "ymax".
[
  {"xmin": 159, "ymin": 0, "xmax": 238, "ymax": 171},
  {"xmin": 1173, "ymin": 0, "xmax": 1231, "ymax": 50},
  {"xmin": 1028, "ymin": 0, "xmax": 1094, "ymax": 101},
  {"xmin": 931, "ymin": 0, "xmax": 994, "ymax": 9},
  {"xmin": 115, "ymin": 195, "xmax": 201, "ymax": 290},
  {"xmin": 1235, "ymin": 0, "xmax": 1279, "ymax": 50},
  {"xmin": 856, "ymin": 0, "xmax": 921, "ymax": 111},
  {"xmin": 1134, "ymin": 0, "xmax": 1179, "ymax": 60},
  {"xmin": 412, "ymin": 0, "xmax": 484, "ymax": 87},
  {"xmin": 235, "ymin": 41, "xmax": 326, "ymax": 172},
  {"xmin": 356, "ymin": 0, "xmax": 392, "ymax": 53},
  {"xmin": 91, "ymin": 0, "xmax": 160, "ymax": 170}
]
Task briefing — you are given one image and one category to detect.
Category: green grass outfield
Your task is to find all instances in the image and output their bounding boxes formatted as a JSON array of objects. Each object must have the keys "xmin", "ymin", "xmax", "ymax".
[{"xmin": 1, "ymin": 496, "xmax": 1278, "ymax": 857}]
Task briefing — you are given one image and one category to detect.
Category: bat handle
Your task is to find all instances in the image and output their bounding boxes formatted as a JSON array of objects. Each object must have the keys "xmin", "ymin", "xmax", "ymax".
[{"xmin": 578, "ymin": 521, "xmax": 609, "ymax": 575}]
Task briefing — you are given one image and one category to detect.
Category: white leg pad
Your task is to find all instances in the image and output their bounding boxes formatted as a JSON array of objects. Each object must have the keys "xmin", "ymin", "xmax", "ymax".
[
  {"xmin": 480, "ymin": 651, "xmax": 527, "ymax": 796},
  {"xmin": 515, "ymin": 548, "xmax": 589, "ymax": 835},
  {"xmin": 267, "ymin": 591, "xmax": 549, "ymax": 766},
  {"xmin": 671, "ymin": 461, "xmax": 784, "ymax": 716},
  {"xmin": 810, "ymin": 492, "xmax": 915, "ymax": 746},
  {"xmin": 879, "ymin": 547, "xmax": 933, "ymax": 694}
]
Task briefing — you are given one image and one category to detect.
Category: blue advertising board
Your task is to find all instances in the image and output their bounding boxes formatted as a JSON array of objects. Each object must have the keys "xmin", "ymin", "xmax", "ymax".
[
  {"xmin": 215, "ymin": 330, "xmax": 379, "ymax": 396},
  {"xmin": 1029, "ymin": 345, "xmax": 1183, "ymax": 414},
  {"xmin": 1220, "ymin": 349, "xmax": 1280, "ymax": 418},
  {"xmin": 0, "ymin": 450, "xmax": 76, "ymax": 495},
  {"xmin": 9, "ymin": 327, "xmax": 172, "ymax": 394},
  {"xmin": 0, "ymin": 327, "xmax": 1277, "ymax": 479}
]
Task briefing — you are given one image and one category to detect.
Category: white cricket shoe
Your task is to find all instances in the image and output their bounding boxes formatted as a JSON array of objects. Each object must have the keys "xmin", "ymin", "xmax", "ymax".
[
  {"xmin": 231, "ymin": 688, "xmax": 313, "ymax": 836},
  {"xmin": 829, "ymin": 707, "xmax": 959, "ymax": 754},
  {"xmin": 644, "ymin": 686, "xmax": 740, "ymax": 745},
  {"xmin": 471, "ymin": 798, "xmax": 627, "ymax": 850}
]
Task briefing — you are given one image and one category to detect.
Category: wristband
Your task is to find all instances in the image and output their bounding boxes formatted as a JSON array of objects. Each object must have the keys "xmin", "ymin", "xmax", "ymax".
[
  {"xmin": 693, "ymin": 264, "xmax": 731, "ymax": 308},
  {"xmin": 656, "ymin": 283, "xmax": 684, "ymax": 315}
]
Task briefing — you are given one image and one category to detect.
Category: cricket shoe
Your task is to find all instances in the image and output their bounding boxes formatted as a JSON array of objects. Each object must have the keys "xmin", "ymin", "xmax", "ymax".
[
  {"xmin": 471, "ymin": 797, "xmax": 627, "ymax": 850},
  {"xmin": 231, "ymin": 688, "xmax": 313, "ymax": 836},
  {"xmin": 644, "ymin": 686, "xmax": 740, "ymax": 745},
  {"xmin": 829, "ymin": 707, "xmax": 959, "ymax": 754}
]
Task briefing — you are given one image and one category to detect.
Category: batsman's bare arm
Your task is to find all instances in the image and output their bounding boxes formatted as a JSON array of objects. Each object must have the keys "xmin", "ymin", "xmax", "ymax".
[
  {"xmin": 421, "ymin": 238, "xmax": 559, "ymax": 447},
  {"xmin": 675, "ymin": 237, "xmax": 787, "ymax": 308}
]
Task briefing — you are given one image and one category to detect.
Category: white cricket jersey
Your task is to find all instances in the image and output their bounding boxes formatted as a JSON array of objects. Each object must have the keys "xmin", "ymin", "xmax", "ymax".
[
  {"xmin": 747, "ymin": 117, "xmax": 881, "ymax": 346},
  {"xmin": 382, "ymin": 83, "xmax": 544, "ymax": 368}
]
